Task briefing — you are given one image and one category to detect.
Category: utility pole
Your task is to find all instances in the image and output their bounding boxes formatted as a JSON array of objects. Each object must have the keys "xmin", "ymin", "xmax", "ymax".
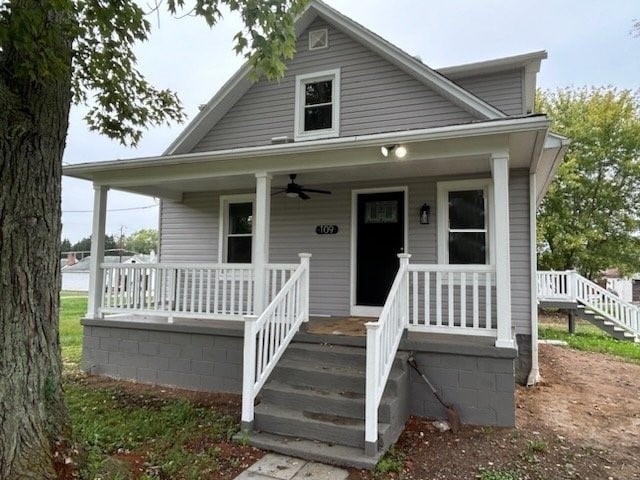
[{"xmin": 118, "ymin": 225, "xmax": 125, "ymax": 263}]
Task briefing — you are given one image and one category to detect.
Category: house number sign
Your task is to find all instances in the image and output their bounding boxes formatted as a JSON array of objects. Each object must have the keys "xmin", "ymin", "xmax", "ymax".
[{"xmin": 315, "ymin": 225, "xmax": 339, "ymax": 235}]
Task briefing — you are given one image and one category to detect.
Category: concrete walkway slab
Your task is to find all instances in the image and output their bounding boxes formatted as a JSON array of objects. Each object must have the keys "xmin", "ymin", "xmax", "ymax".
[{"xmin": 234, "ymin": 453, "xmax": 349, "ymax": 480}]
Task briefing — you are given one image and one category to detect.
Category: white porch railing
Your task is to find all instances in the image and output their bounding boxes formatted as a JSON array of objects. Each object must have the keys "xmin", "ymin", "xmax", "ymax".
[
  {"xmin": 364, "ymin": 254, "xmax": 410, "ymax": 453},
  {"xmin": 99, "ymin": 262, "xmax": 296, "ymax": 321},
  {"xmin": 537, "ymin": 270, "xmax": 640, "ymax": 338},
  {"xmin": 407, "ymin": 264, "xmax": 497, "ymax": 336},
  {"xmin": 241, "ymin": 253, "xmax": 311, "ymax": 427}
]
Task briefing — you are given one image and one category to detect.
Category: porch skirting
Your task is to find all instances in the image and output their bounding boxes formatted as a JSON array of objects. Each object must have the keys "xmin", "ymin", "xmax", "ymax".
[
  {"xmin": 81, "ymin": 317, "xmax": 245, "ymax": 394},
  {"xmin": 81, "ymin": 317, "xmax": 517, "ymax": 427}
]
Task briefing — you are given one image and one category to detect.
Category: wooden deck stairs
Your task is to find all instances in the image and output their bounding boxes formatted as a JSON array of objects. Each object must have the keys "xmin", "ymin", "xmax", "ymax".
[{"xmin": 538, "ymin": 271, "xmax": 640, "ymax": 343}]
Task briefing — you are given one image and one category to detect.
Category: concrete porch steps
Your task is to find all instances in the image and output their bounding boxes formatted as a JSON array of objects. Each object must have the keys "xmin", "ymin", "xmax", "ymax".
[{"xmin": 247, "ymin": 342, "xmax": 410, "ymax": 468}]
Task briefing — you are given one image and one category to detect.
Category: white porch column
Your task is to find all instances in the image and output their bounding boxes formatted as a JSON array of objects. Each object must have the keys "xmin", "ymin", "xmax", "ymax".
[
  {"xmin": 86, "ymin": 185, "xmax": 108, "ymax": 319},
  {"xmin": 253, "ymin": 172, "xmax": 272, "ymax": 314},
  {"xmin": 491, "ymin": 154, "xmax": 515, "ymax": 349}
]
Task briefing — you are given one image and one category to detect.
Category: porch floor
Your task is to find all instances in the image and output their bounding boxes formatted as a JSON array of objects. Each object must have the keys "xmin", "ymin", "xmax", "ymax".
[
  {"xmin": 304, "ymin": 316, "xmax": 371, "ymax": 337},
  {"xmin": 89, "ymin": 314, "xmax": 506, "ymax": 354}
]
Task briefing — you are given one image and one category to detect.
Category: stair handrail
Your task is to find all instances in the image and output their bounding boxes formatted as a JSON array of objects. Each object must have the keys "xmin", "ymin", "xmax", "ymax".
[
  {"xmin": 364, "ymin": 254, "xmax": 410, "ymax": 456},
  {"xmin": 241, "ymin": 253, "xmax": 311, "ymax": 430},
  {"xmin": 574, "ymin": 274, "xmax": 640, "ymax": 337}
]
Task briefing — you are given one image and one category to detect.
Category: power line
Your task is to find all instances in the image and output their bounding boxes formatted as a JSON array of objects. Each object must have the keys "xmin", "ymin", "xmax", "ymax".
[{"xmin": 63, "ymin": 204, "xmax": 158, "ymax": 214}]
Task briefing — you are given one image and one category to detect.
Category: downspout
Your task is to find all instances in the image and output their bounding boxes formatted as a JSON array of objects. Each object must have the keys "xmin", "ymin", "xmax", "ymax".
[{"xmin": 527, "ymin": 172, "xmax": 539, "ymax": 386}]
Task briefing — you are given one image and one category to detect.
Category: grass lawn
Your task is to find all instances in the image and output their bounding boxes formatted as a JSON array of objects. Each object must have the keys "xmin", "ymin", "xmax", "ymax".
[
  {"xmin": 59, "ymin": 294, "xmax": 258, "ymax": 479},
  {"xmin": 538, "ymin": 312, "xmax": 640, "ymax": 363},
  {"xmin": 60, "ymin": 293, "xmax": 87, "ymax": 367}
]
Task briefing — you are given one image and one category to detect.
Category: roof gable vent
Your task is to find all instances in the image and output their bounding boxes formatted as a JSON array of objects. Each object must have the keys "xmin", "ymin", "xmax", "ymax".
[{"xmin": 309, "ymin": 28, "xmax": 328, "ymax": 50}]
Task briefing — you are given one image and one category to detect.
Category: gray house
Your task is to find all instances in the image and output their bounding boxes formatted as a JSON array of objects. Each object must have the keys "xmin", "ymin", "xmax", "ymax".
[{"xmin": 64, "ymin": 0, "xmax": 568, "ymax": 467}]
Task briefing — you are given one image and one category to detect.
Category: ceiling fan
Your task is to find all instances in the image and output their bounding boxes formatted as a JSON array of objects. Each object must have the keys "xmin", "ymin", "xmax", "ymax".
[{"xmin": 272, "ymin": 174, "xmax": 331, "ymax": 200}]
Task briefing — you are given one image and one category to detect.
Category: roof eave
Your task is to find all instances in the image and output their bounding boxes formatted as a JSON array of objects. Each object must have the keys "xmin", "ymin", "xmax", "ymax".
[{"xmin": 65, "ymin": 116, "xmax": 550, "ymax": 182}]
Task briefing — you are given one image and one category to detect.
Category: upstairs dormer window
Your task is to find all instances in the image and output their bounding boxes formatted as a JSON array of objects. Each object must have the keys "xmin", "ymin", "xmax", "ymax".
[{"xmin": 294, "ymin": 69, "xmax": 340, "ymax": 141}]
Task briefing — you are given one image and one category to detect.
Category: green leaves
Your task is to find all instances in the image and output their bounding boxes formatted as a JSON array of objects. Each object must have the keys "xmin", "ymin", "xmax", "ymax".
[
  {"xmin": 1, "ymin": 0, "xmax": 305, "ymax": 146},
  {"xmin": 537, "ymin": 87, "xmax": 640, "ymax": 278}
]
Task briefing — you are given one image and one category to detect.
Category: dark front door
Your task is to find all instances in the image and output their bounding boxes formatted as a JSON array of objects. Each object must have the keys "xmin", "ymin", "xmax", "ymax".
[{"xmin": 356, "ymin": 191, "xmax": 405, "ymax": 307}]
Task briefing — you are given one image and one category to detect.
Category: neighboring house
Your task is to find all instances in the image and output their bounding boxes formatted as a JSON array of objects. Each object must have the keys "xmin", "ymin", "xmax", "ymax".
[
  {"xmin": 63, "ymin": 0, "xmax": 568, "ymax": 466},
  {"xmin": 61, "ymin": 254, "xmax": 154, "ymax": 292},
  {"xmin": 604, "ymin": 268, "xmax": 640, "ymax": 304}
]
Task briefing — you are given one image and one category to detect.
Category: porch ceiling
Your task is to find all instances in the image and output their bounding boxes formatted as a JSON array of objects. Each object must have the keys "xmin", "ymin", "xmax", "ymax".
[{"xmin": 64, "ymin": 117, "xmax": 555, "ymax": 201}]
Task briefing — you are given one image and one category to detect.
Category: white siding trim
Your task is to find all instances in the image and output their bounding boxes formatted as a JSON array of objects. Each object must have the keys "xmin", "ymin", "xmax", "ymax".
[
  {"xmin": 294, "ymin": 68, "xmax": 341, "ymax": 141},
  {"xmin": 218, "ymin": 193, "xmax": 256, "ymax": 263},
  {"xmin": 350, "ymin": 186, "xmax": 408, "ymax": 317},
  {"xmin": 436, "ymin": 178, "xmax": 493, "ymax": 265}
]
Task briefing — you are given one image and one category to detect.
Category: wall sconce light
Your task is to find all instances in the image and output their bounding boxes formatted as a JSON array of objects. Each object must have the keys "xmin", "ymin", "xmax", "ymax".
[
  {"xmin": 419, "ymin": 203, "xmax": 431, "ymax": 224},
  {"xmin": 380, "ymin": 144, "xmax": 407, "ymax": 159}
]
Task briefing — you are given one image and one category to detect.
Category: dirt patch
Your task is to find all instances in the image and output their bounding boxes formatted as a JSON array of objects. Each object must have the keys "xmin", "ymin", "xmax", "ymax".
[
  {"xmin": 347, "ymin": 344, "xmax": 640, "ymax": 479},
  {"xmin": 521, "ymin": 344, "xmax": 640, "ymax": 466}
]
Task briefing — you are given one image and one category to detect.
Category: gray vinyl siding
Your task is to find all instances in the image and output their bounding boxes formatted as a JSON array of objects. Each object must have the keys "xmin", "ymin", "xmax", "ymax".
[
  {"xmin": 159, "ymin": 193, "xmax": 219, "ymax": 263},
  {"xmin": 454, "ymin": 69, "xmax": 524, "ymax": 116},
  {"xmin": 192, "ymin": 18, "xmax": 477, "ymax": 152},
  {"xmin": 508, "ymin": 171, "xmax": 532, "ymax": 335},
  {"xmin": 158, "ymin": 173, "xmax": 532, "ymax": 334}
]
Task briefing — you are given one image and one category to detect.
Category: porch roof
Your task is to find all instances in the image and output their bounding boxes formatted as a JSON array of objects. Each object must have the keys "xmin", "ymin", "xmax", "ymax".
[{"xmin": 63, "ymin": 116, "xmax": 566, "ymax": 202}]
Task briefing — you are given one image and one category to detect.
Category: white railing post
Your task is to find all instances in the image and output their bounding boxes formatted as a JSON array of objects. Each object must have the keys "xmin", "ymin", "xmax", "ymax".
[
  {"xmin": 87, "ymin": 185, "xmax": 108, "ymax": 319},
  {"xmin": 298, "ymin": 253, "xmax": 312, "ymax": 322},
  {"xmin": 491, "ymin": 153, "xmax": 515, "ymax": 349},
  {"xmin": 241, "ymin": 315, "xmax": 259, "ymax": 431},
  {"xmin": 567, "ymin": 270, "xmax": 577, "ymax": 303},
  {"xmin": 398, "ymin": 254, "xmax": 411, "ymax": 325},
  {"xmin": 364, "ymin": 323, "xmax": 380, "ymax": 456},
  {"xmin": 253, "ymin": 172, "xmax": 272, "ymax": 316}
]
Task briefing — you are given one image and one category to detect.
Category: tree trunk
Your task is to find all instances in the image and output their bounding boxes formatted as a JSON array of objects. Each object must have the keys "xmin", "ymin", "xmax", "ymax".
[{"xmin": 0, "ymin": 2, "xmax": 74, "ymax": 478}]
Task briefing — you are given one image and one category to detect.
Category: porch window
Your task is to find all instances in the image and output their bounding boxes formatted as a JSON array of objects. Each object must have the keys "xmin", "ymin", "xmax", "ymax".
[
  {"xmin": 220, "ymin": 196, "xmax": 254, "ymax": 263},
  {"xmin": 437, "ymin": 179, "xmax": 492, "ymax": 265},
  {"xmin": 294, "ymin": 69, "xmax": 340, "ymax": 141}
]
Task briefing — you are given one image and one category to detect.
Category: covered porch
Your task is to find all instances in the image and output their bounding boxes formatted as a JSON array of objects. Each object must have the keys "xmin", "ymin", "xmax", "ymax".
[{"xmin": 66, "ymin": 116, "xmax": 563, "ymax": 457}]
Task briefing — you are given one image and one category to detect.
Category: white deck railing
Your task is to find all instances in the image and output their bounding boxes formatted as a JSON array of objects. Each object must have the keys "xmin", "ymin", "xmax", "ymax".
[
  {"xmin": 407, "ymin": 264, "xmax": 497, "ymax": 336},
  {"xmin": 364, "ymin": 254, "xmax": 410, "ymax": 452},
  {"xmin": 536, "ymin": 270, "xmax": 573, "ymax": 301},
  {"xmin": 99, "ymin": 262, "xmax": 296, "ymax": 321},
  {"xmin": 537, "ymin": 270, "xmax": 640, "ymax": 338},
  {"xmin": 241, "ymin": 253, "xmax": 311, "ymax": 427}
]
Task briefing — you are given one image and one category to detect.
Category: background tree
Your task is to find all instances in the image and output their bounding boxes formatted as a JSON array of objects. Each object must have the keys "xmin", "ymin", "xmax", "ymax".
[
  {"xmin": 125, "ymin": 228, "xmax": 159, "ymax": 254},
  {"xmin": 0, "ymin": 1, "xmax": 305, "ymax": 478},
  {"xmin": 537, "ymin": 87, "xmax": 640, "ymax": 279},
  {"xmin": 60, "ymin": 238, "xmax": 72, "ymax": 255}
]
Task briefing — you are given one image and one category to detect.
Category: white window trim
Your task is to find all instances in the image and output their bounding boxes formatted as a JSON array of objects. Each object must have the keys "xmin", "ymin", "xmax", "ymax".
[
  {"xmin": 294, "ymin": 69, "xmax": 340, "ymax": 141},
  {"xmin": 437, "ymin": 179, "xmax": 494, "ymax": 265},
  {"xmin": 308, "ymin": 28, "xmax": 328, "ymax": 50},
  {"xmin": 218, "ymin": 194, "xmax": 256, "ymax": 264}
]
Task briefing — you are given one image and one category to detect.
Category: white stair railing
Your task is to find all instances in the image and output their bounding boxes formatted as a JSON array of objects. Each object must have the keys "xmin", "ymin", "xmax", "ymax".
[
  {"xmin": 364, "ymin": 254, "xmax": 410, "ymax": 455},
  {"xmin": 241, "ymin": 253, "xmax": 311, "ymax": 429},
  {"xmin": 574, "ymin": 274, "xmax": 640, "ymax": 337},
  {"xmin": 537, "ymin": 270, "xmax": 639, "ymax": 338}
]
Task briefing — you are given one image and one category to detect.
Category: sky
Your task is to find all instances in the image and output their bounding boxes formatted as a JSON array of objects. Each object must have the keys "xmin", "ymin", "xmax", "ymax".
[{"xmin": 61, "ymin": 0, "xmax": 640, "ymax": 243}]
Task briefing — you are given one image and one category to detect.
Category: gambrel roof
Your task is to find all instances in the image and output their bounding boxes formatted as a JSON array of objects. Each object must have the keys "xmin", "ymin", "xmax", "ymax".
[{"xmin": 165, "ymin": 0, "xmax": 513, "ymax": 156}]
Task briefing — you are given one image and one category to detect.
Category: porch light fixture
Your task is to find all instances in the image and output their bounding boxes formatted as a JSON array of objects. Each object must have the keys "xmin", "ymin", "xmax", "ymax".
[
  {"xmin": 380, "ymin": 144, "xmax": 407, "ymax": 159},
  {"xmin": 419, "ymin": 203, "xmax": 431, "ymax": 224}
]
